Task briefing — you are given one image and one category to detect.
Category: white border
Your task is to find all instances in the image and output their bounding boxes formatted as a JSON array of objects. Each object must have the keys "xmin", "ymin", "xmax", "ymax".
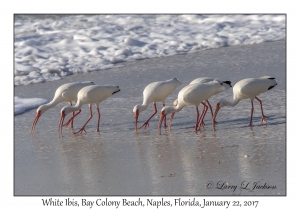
[{"xmin": 5, "ymin": 1, "xmax": 296, "ymax": 209}]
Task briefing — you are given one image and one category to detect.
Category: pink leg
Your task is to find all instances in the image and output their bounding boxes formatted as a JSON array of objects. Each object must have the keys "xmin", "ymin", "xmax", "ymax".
[
  {"xmin": 206, "ymin": 100, "xmax": 217, "ymax": 123},
  {"xmin": 70, "ymin": 102, "xmax": 75, "ymax": 128},
  {"xmin": 63, "ymin": 109, "xmax": 81, "ymax": 127},
  {"xmin": 139, "ymin": 103, "xmax": 157, "ymax": 129},
  {"xmin": 168, "ymin": 112, "xmax": 175, "ymax": 131},
  {"xmin": 197, "ymin": 102, "xmax": 208, "ymax": 129},
  {"xmin": 194, "ymin": 106, "xmax": 200, "ymax": 132},
  {"xmin": 96, "ymin": 107, "xmax": 100, "ymax": 132},
  {"xmin": 163, "ymin": 103, "xmax": 167, "ymax": 129},
  {"xmin": 249, "ymin": 100, "xmax": 254, "ymax": 126},
  {"xmin": 196, "ymin": 103, "xmax": 206, "ymax": 129},
  {"xmin": 206, "ymin": 100, "xmax": 213, "ymax": 118},
  {"xmin": 200, "ymin": 102, "xmax": 208, "ymax": 125},
  {"xmin": 74, "ymin": 105, "xmax": 93, "ymax": 134},
  {"xmin": 71, "ymin": 111, "xmax": 75, "ymax": 128},
  {"xmin": 255, "ymin": 96, "xmax": 267, "ymax": 124}
]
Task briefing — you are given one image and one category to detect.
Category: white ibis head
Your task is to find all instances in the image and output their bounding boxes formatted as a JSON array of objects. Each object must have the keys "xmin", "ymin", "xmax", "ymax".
[
  {"xmin": 216, "ymin": 99, "xmax": 227, "ymax": 108},
  {"xmin": 31, "ymin": 105, "xmax": 48, "ymax": 134},
  {"xmin": 173, "ymin": 99, "xmax": 178, "ymax": 107},
  {"xmin": 212, "ymin": 99, "xmax": 228, "ymax": 127},
  {"xmin": 158, "ymin": 106, "xmax": 175, "ymax": 133},
  {"xmin": 133, "ymin": 105, "xmax": 141, "ymax": 132},
  {"xmin": 58, "ymin": 106, "xmax": 73, "ymax": 137}
]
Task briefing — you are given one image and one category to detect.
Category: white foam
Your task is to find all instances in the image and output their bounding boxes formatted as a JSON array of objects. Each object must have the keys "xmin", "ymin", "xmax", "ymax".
[
  {"xmin": 14, "ymin": 96, "xmax": 49, "ymax": 115},
  {"xmin": 14, "ymin": 15, "xmax": 285, "ymax": 86}
]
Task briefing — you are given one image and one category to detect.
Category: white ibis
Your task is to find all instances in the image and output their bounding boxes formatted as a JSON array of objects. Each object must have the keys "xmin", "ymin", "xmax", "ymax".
[
  {"xmin": 173, "ymin": 77, "xmax": 231, "ymax": 124},
  {"xmin": 158, "ymin": 80, "xmax": 231, "ymax": 133},
  {"xmin": 133, "ymin": 78, "xmax": 182, "ymax": 133},
  {"xmin": 31, "ymin": 81, "xmax": 95, "ymax": 133},
  {"xmin": 59, "ymin": 85, "xmax": 120, "ymax": 137},
  {"xmin": 212, "ymin": 76, "xmax": 277, "ymax": 129}
]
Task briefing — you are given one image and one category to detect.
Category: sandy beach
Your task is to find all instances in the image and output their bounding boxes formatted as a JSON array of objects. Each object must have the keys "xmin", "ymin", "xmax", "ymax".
[{"xmin": 14, "ymin": 40, "xmax": 286, "ymax": 195}]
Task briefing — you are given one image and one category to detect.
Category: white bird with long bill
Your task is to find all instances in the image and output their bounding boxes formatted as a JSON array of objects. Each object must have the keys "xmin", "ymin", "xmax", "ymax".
[
  {"xmin": 158, "ymin": 80, "xmax": 232, "ymax": 134},
  {"xmin": 133, "ymin": 78, "xmax": 182, "ymax": 133},
  {"xmin": 173, "ymin": 77, "xmax": 231, "ymax": 124},
  {"xmin": 31, "ymin": 81, "xmax": 95, "ymax": 134},
  {"xmin": 59, "ymin": 85, "xmax": 120, "ymax": 137},
  {"xmin": 212, "ymin": 76, "xmax": 277, "ymax": 129}
]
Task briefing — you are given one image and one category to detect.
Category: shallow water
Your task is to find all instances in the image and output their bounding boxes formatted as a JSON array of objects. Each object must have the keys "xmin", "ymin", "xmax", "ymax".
[{"xmin": 14, "ymin": 41, "xmax": 286, "ymax": 195}]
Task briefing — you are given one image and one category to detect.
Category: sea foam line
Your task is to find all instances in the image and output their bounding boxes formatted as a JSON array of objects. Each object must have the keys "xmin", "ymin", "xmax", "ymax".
[{"xmin": 14, "ymin": 14, "xmax": 285, "ymax": 86}]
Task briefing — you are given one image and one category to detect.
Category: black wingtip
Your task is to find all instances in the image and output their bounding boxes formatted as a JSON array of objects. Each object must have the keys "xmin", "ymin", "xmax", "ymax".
[
  {"xmin": 268, "ymin": 85, "xmax": 276, "ymax": 90},
  {"xmin": 112, "ymin": 88, "xmax": 120, "ymax": 95},
  {"xmin": 268, "ymin": 77, "xmax": 275, "ymax": 80},
  {"xmin": 222, "ymin": 81, "xmax": 232, "ymax": 87}
]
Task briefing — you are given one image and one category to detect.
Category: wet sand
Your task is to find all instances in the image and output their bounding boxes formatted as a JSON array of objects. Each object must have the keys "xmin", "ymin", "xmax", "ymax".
[{"xmin": 14, "ymin": 40, "xmax": 286, "ymax": 195}]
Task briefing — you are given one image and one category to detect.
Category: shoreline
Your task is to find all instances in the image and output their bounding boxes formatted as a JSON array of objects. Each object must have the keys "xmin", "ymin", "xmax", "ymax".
[{"xmin": 15, "ymin": 40, "xmax": 285, "ymax": 98}]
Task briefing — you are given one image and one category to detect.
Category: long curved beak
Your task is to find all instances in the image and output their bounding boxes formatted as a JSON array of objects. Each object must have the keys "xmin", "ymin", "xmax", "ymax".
[
  {"xmin": 31, "ymin": 111, "xmax": 41, "ymax": 134},
  {"xmin": 58, "ymin": 111, "xmax": 66, "ymax": 138},
  {"xmin": 134, "ymin": 111, "xmax": 139, "ymax": 134},
  {"xmin": 212, "ymin": 104, "xmax": 221, "ymax": 130},
  {"xmin": 158, "ymin": 112, "xmax": 167, "ymax": 134},
  {"xmin": 168, "ymin": 112, "xmax": 175, "ymax": 131}
]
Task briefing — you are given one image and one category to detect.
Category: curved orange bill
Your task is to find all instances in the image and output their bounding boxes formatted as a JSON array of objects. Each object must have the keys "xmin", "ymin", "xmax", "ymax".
[
  {"xmin": 168, "ymin": 112, "xmax": 175, "ymax": 131},
  {"xmin": 31, "ymin": 111, "xmax": 41, "ymax": 134},
  {"xmin": 158, "ymin": 112, "xmax": 166, "ymax": 134},
  {"xmin": 58, "ymin": 111, "xmax": 66, "ymax": 138},
  {"xmin": 212, "ymin": 104, "xmax": 221, "ymax": 130},
  {"xmin": 134, "ymin": 111, "xmax": 139, "ymax": 134}
]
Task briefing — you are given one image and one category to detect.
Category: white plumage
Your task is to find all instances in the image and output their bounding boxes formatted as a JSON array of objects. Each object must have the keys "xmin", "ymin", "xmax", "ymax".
[
  {"xmin": 31, "ymin": 81, "xmax": 95, "ymax": 133},
  {"xmin": 133, "ymin": 78, "xmax": 182, "ymax": 133},
  {"xmin": 158, "ymin": 80, "xmax": 231, "ymax": 133},
  {"xmin": 212, "ymin": 76, "xmax": 277, "ymax": 128},
  {"xmin": 173, "ymin": 77, "xmax": 231, "ymax": 124},
  {"xmin": 58, "ymin": 85, "xmax": 120, "ymax": 137}
]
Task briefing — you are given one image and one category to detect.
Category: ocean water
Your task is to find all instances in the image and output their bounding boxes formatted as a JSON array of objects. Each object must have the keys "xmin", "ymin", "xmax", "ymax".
[
  {"xmin": 14, "ymin": 96, "xmax": 49, "ymax": 115},
  {"xmin": 14, "ymin": 14, "xmax": 286, "ymax": 113},
  {"xmin": 15, "ymin": 14, "xmax": 285, "ymax": 86}
]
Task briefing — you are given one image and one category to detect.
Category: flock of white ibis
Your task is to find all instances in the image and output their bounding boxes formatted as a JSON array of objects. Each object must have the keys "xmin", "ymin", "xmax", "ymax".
[{"xmin": 30, "ymin": 76, "xmax": 277, "ymax": 137}]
